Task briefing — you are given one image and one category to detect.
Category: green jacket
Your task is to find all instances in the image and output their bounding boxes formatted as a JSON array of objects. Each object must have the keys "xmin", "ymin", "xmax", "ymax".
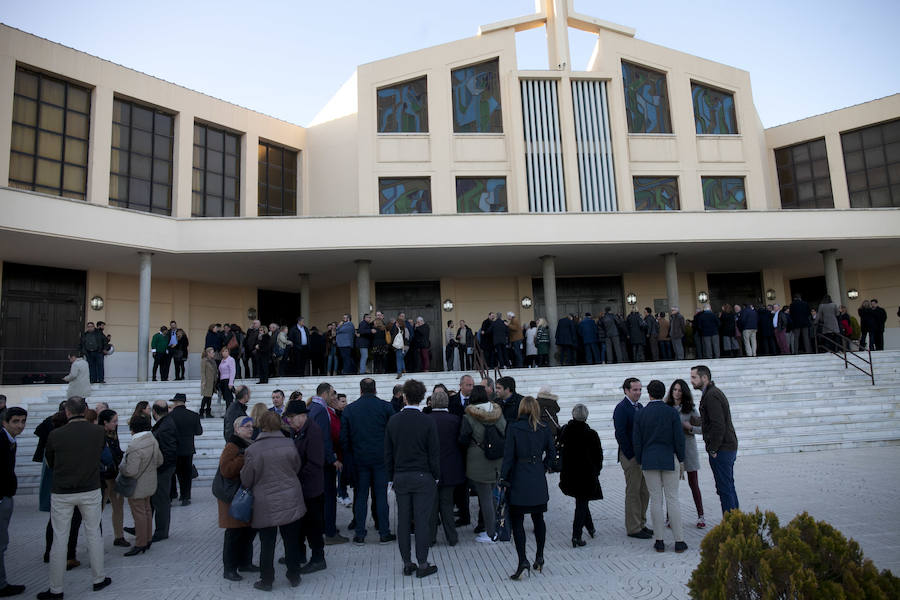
[{"xmin": 151, "ymin": 332, "xmax": 169, "ymax": 354}]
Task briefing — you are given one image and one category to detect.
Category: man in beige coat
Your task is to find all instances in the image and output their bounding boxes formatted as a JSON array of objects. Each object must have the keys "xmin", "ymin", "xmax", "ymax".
[{"xmin": 63, "ymin": 352, "xmax": 91, "ymax": 400}]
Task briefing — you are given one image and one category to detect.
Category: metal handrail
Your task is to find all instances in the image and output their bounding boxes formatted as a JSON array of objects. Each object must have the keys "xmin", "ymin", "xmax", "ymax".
[
  {"xmin": 472, "ymin": 342, "xmax": 502, "ymax": 384},
  {"xmin": 814, "ymin": 331, "xmax": 875, "ymax": 386}
]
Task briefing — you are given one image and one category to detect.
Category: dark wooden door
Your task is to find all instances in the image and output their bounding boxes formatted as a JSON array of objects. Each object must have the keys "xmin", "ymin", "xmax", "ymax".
[
  {"xmin": 533, "ymin": 276, "xmax": 624, "ymax": 322},
  {"xmin": 708, "ymin": 272, "xmax": 763, "ymax": 310},
  {"xmin": 258, "ymin": 289, "xmax": 302, "ymax": 328},
  {"xmin": 375, "ymin": 281, "xmax": 442, "ymax": 370},
  {"xmin": 1, "ymin": 262, "xmax": 85, "ymax": 384},
  {"xmin": 789, "ymin": 276, "xmax": 827, "ymax": 308}
]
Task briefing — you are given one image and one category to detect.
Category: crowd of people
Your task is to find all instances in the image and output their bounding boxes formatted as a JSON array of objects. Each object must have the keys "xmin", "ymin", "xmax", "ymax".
[{"xmin": 0, "ymin": 363, "xmax": 741, "ymax": 595}]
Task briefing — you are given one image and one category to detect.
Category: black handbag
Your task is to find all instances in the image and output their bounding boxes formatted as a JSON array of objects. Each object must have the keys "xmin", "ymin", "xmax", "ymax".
[
  {"xmin": 114, "ymin": 472, "xmax": 137, "ymax": 498},
  {"xmin": 211, "ymin": 468, "xmax": 239, "ymax": 503}
]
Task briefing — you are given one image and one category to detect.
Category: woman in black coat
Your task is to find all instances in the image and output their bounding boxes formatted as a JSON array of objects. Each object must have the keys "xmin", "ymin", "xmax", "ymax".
[
  {"xmin": 558, "ymin": 403, "xmax": 603, "ymax": 547},
  {"xmin": 499, "ymin": 396, "xmax": 555, "ymax": 580}
]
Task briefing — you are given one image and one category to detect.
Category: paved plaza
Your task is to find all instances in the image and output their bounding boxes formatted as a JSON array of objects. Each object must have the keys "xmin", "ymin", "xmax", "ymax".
[{"xmin": 7, "ymin": 445, "xmax": 899, "ymax": 599}]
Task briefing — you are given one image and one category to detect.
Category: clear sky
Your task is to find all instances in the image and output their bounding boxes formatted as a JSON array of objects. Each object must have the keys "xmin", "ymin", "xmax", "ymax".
[{"xmin": 3, "ymin": 0, "xmax": 898, "ymax": 128}]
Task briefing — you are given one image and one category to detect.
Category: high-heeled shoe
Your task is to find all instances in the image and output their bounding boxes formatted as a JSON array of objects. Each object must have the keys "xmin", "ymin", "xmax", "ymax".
[
  {"xmin": 572, "ymin": 537, "xmax": 586, "ymax": 548},
  {"xmin": 586, "ymin": 527, "xmax": 596, "ymax": 539},
  {"xmin": 510, "ymin": 561, "xmax": 531, "ymax": 580},
  {"xmin": 532, "ymin": 555, "xmax": 544, "ymax": 573},
  {"xmin": 123, "ymin": 545, "xmax": 148, "ymax": 556}
]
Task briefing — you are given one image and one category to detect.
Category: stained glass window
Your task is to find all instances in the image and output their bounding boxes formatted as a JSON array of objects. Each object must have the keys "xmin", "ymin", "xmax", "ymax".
[
  {"xmin": 192, "ymin": 123, "xmax": 241, "ymax": 217},
  {"xmin": 621, "ymin": 61, "xmax": 672, "ymax": 134},
  {"xmin": 633, "ymin": 177, "xmax": 680, "ymax": 210},
  {"xmin": 775, "ymin": 138, "xmax": 833, "ymax": 209},
  {"xmin": 692, "ymin": 82, "xmax": 738, "ymax": 135},
  {"xmin": 379, "ymin": 177, "xmax": 431, "ymax": 214},
  {"xmin": 841, "ymin": 118, "xmax": 900, "ymax": 208},
  {"xmin": 702, "ymin": 176, "xmax": 746, "ymax": 210},
  {"xmin": 258, "ymin": 142, "xmax": 297, "ymax": 216},
  {"xmin": 451, "ymin": 59, "xmax": 502, "ymax": 133},
  {"xmin": 456, "ymin": 177, "xmax": 507, "ymax": 213},
  {"xmin": 377, "ymin": 76, "xmax": 428, "ymax": 133}
]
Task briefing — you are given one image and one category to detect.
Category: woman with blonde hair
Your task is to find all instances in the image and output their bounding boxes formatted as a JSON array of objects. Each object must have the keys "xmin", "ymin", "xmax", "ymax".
[
  {"xmin": 249, "ymin": 402, "xmax": 269, "ymax": 439},
  {"xmin": 500, "ymin": 395, "xmax": 555, "ymax": 579}
]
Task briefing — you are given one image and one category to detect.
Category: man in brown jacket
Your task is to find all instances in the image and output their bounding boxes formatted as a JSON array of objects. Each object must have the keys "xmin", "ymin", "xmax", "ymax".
[
  {"xmin": 39, "ymin": 397, "xmax": 111, "ymax": 599},
  {"xmin": 507, "ymin": 312, "xmax": 524, "ymax": 368},
  {"xmin": 691, "ymin": 366, "xmax": 739, "ymax": 515}
]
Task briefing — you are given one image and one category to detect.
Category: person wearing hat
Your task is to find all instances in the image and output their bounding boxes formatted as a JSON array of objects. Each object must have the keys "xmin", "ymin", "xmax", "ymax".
[
  {"xmin": 285, "ymin": 400, "xmax": 327, "ymax": 573},
  {"xmin": 168, "ymin": 393, "xmax": 202, "ymax": 506}
]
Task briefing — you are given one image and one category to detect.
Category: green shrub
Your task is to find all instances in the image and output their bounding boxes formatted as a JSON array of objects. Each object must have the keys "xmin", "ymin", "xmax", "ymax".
[{"xmin": 688, "ymin": 509, "xmax": 900, "ymax": 600}]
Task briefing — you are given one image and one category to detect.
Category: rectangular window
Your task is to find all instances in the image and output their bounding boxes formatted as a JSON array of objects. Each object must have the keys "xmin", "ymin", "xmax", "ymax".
[
  {"xmin": 377, "ymin": 76, "xmax": 428, "ymax": 133},
  {"xmin": 257, "ymin": 141, "xmax": 297, "ymax": 216},
  {"xmin": 9, "ymin": 66, "xmax": 91, "ymax": 199},
  {"xmin": 378, "ymin": 177, "xmax": 431, "ymax": 214},
  {"xmin": 109, "ymin": 98, "xmax": 174, "ymax": 214},
  {"xmin": 841, "ymin": 118, "xmax": 900, "ymax": 208},
  {"xmin": 702, "ymin": 176, "xmax": 746, "ymax": 210},
  {"xmin": 192, "ymin": 123, "xmax": 241, "ymax": 217},
  {"xmin": 774, "ymin": 138, "xmax": 833, "ymax": 209},
  {"xmin": 456, "ymin": 177, "xmax": 507, "ymax": 213},
  {"xmin": 692, "ymin": 82, "xmax": 738, "ymax": 135},
  {"xmin": 451, "ymin": 58, "xmax": 502, "ymax": 133},
  {"xmin": 621, "ymin": 61, "xmax": 672, "ymax": 134},
  {"xmin": 633, "ymin": 176, "xmax": 680, "ymax": 210}
]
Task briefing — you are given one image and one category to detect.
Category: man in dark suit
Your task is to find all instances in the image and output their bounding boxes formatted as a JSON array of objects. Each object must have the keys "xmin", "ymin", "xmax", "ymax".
[
  {"xmin": 308, "ymin": 383, "xmax": 347, "ymax": 545},
  {"xmin": 577, "ymin": 313, "xmax": 600, "ymax": 364},
  {"xmin": 555, "ymin": 314, "xmax": 577, "ymax": 366},
  {"xmin": 149, "ymin": 400, "xmax": 177, "ymax": 542},
  {"xmin": 288, "ymin": 317, "xmax": 311, "ymax": 377},
  {"xmin": 168, "ymin": 393, "xmax": 202, "ymax": 506},
  {"xmin": 478, "ymin": 313, "xmax": 495, "ymax": 367},
  {"xmin": 612, "ymin": 378, "xmax": 651, "ymax": 539},
  {"xmin": 0, "ymin": 406, "xmax": 27, "ymax": 597},
  {"xmin": 789, "ymin": 295, "xmax": 812, "ymax": 353},
  {"xmin": 490, "ymin": 313, "xmax": 509, "ymax": 369},
  {"xmin": 447, "ymin": 374, "xmax": 474, "ymax": 417},
  {"xmin": 385, "ymin": 379, "xmax": 440, "ymax": 578},
  {"xmin": 694, "ymin": 305, "xmax": 721, "ymax": 359},
  {"xmin": 601, "ymin": 307, "xmax": 622, "ymax": 363},
  {"xmin": 448, "ymin": 374, "xmax": 474, "ymax": 525}
]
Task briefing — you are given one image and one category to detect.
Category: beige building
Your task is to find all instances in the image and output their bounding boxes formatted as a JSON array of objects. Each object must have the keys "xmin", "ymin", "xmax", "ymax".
[{"xmin": 0, "ymin": 0, "xmax": 898, "ymax": 382}]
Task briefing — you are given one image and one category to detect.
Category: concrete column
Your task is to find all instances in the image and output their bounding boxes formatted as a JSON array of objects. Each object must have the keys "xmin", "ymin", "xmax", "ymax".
[
  {"xmin": 298, "ymin": 273, "xmax": 310, "ymax": 320},
  {"xmin": 836, "ymin": 259, "xmax": 846, "ymax": 304},
  {"xmin": 664, "ymin": 253, "xmax": 679, "ymax": 311},
  {"xmin": 541, "ymin": 255, "xmax": 559, "ymax": 366},
  {"xmin": 137, "ymin": 252, "xmax": 153, "ymax": 382},
  {"xmin": 821, "ymin": 249, "xmax": 840, "ymax": 304},
  {"xmin": 87, "ymin": 85, "xmax": 113, "ymax": 205},
  {"xmin": 173, "ymin": 112, "xmax": 195, "ymax": 218},
  {"xmin": 355, "ymin": 260, "xmax": 371, "ymax": 321}
]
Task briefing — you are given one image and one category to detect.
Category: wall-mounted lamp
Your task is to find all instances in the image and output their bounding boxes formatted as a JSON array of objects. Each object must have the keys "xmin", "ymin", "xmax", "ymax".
[
  {"xmin": 442, "ymin": 299, "xmax": 454, "ymax": 312},
  {"xmin": 90, "ymin": 296, "xmax": 104, "ymax": 310},
  {"xmin": 765, "ymin": 289, "xmax": 777, "ymax": 301},
  {"xmin": 247, "ymin": 307, "xmax": 258, "ymax": 320},
  {"xmin": 697, "ymin": 291, "xmax": 709, "ymax": 304},
  {"xmin": 847, "ymin": 289, "xmax": 859, "ymax": 300},
  {"xmin": 626, "ymin": 292, "xmax": 637, "ymax": 306},
  {"xmin": 520, "ymin": 296, "xmax": 533, "ymax": 309}
]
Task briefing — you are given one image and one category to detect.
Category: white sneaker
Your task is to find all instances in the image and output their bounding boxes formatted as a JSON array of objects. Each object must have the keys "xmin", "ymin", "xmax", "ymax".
[
  {"xmin": 339, "ymin": 496, "xmax": 352, "ymax": 507},
  {"xmin": 475, "ymin": 532, "xmax": 494, "ymax": 544}
]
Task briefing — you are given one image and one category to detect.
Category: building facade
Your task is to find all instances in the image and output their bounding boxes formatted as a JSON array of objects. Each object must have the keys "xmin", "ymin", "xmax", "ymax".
[{"xmin": 1, "ymin": 1, "xmax": 898, "ymax": 381}]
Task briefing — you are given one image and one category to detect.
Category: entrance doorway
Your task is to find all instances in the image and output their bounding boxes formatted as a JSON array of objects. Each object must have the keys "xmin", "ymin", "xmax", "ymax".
[
  {"xmin": 708, "ymin": 272, "xmax": 763, "ymax": 310},
  {"xmin": 533, "ymin": 276, "xmax": 624, "ymax": 321},
  {"xmin": 258, "ymin": 289, "xmax": 302, "ymax": 328},
  {"xmin": 789, "ymin": 276, "xmax": 827, "ymax": 307},
  {"xmin": 1, "ymin": 262, "xmax": 86, "ymax": 384},
  {"xmin": 375, "ymin": 281, "xmax": 442, "ymax": 370}
]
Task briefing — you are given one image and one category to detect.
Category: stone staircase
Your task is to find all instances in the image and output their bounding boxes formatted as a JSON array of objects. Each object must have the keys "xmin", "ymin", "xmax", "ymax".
[{"xmin": 12, "ymin": 351, "xmax": 900, "ymax": 493}]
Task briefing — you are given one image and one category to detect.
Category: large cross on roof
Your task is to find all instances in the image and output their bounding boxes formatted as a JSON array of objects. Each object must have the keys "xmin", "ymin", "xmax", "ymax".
[{"xmin": 479, "ymin": 0, "xmax": 635, "ymax": 70}]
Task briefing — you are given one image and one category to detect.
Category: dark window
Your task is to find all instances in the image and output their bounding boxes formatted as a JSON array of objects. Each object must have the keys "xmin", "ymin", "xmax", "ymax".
[
  {"xmin": 691, "ymin": 82, "xmax": 738, "ymax": 135},
  {"xmin": 840, "ymin": 118, "xmax": 900, "ymax": 208},
  {"xmin": 9, "ymin": 66, "xmax": 91, "ymax": 199},
  {"xmin": 702, "ymin": 176, "xmax": 746, "ymax": 210},
  {"xmin": 456, "ymin": 177, "xmax": 507, "ymax": 213},
  {"xmin": 451, "ymin": 59, "xmax": 502, "ymax": 133},
  {"xmin": 109, "ymin": 98, "xmax": 174, "ymax": 214},
  {"xmin": 633, "ymin": 176, "xmax": 680, "ymax": 210},
  {"xmin": 192, "ymin": 123, "xmax": 241, "ymax": 217},
  {"xmin": 774, "ymin": 138, "xmax": 833, "ymax": 209},
  {"xmin": 378, "ymin": 177, "xmax": 431, "ymax": 214},
  {"xmin": 377, "ymin": 76, "xmax": 428, "ymax": 133},
  {"xmin": 621, "ymin": 61, "xmax": 672, "ymax": 134},
  {"xmin": 257, "ymin": 141, "xmax": 297, "ymax": 216}
]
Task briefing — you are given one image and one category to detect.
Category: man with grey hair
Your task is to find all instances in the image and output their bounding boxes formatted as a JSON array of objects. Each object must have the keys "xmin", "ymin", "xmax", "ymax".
[
  {"xmin": 426, "ymin": 388, "xmax": 463, "ymax": 547},
  {"xmin": 694, "ymin": 304, "xmax": 720, "ymax": 359},
  {"xmin": 148, "ymin": 399, "xmax": 177, "ymax": 542},
  {"xmin": 480, "ymin": 377, "xmax": 495, "ymax": 401},
  {"xmin": 571, "ymin": 403, "xmax": 589, "ymax": 423}
]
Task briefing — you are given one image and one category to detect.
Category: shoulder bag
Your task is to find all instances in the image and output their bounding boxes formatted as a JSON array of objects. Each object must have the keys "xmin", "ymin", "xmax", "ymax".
[{"xmin": 228, "ymin": 487, "xmax": 254, "ymax": 523}]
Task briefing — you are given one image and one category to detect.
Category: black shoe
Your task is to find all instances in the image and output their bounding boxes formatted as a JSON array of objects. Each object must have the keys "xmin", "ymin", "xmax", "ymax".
[
  {"xmin": 181, "ymin": 499, "xmax": 191, "ymax": 506},
  {"xmin": 533, "ymin": 555, "xmax": 544, "ymax": 572},
  {"xmin": 642, "ymin": 527, "xmax": 654, "ymax": 536},
  {"xmin": 352, "ymin": 536, "xmax": 365, "ymax": 545},
  {"xmin": 415, "ymin": 564, "xmax": 437, "ymax": 578},
  {"xmin": 299, "ymin": 560, "xmax": 326, "ymax": 574},
  {"xmin": 287, "ymin": 575, "xmax": 301, "ymax": 588},
  {"xmin": 572, "ymin": 537, "xmax": 586, "ymax": 548},
  {"xmin": 124, "ymin": 546, "xmax": 147, "ymax": 556},
  {"xmin": 222, "ymin": 570, "xmax": 242, "ymax": 582},
  {"xmin": 112, "ymin": 537, "xmax": 130, "ymax": 547},
  {"xmin": 42, "ymin": 551, "xmax": 49, "ymax": 563},
  {"xmin": 347, "ymin": 519, "xmax": 357, "ymax": 531},
  {"xmin": 36, "ymin": 591, "xmax": 62, "ymax": 600},
  {"xmin": 237, "ymin": 564, "xmax": 259, "ymax": 572},
  {"xmin": 654, "ymin": 540, "xmax": 665, "ymax": 552},
  {"xmin": 277, "ymin": 557, "xmax": 286, "ymax": 565},
  {"xmin": 379, "ymin": 533, "xmax": 396, "ymax": 544},
  {"xmin": 150, "ymin": 533, "xmax": 168, "ymax": 543},
  {"xmin": 510, "ymin": 561, "xmax": 531, "ymax": 580},
  {"xmin": 93, "ymin": 577, "xmax": 112, "ymax": 592},
  {"xmin": 123, "ymin": 526, "xmax": 136, "ymax": 535},
  {"xmin": 674, "ymin": 541, "xmax": 688, "ymax": 553},
  {"xmin": 628, "ymin": 530, "xmax": 653, "ymax": 539},
  {"xmin": 586, "ymin": 527, "xmax": 596, "ymax": 539},
  {"xmin": 403, "ymin": 563, "xmax": 417, "ymax": 576},
  {"xmin": 0, "ymin": 584, "xmax": 25, "ymax": 597},
  {"xmin": 252, "ymin": 581, "xmax": 272, "ymax": 591}
]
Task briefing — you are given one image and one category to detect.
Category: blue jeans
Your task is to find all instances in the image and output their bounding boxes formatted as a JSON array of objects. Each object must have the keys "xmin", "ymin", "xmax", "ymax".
[
  {"xmin": 708, "ymin": 450, "xmax": 739, "ymax": 513},
  {"xmin": 358, "ymin": 348, "xmax": 368, "ymax": 374},
  {"xmin": 354, "ymin": 464, "xmax": 390, "ymax": 539},
  {"xmin": 327, "ymin": 347, "xmax": 338, "ymax": 375},
  {"xmin": 395, "ymin": 348, "xmax": 405, "ymax": 374}
]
